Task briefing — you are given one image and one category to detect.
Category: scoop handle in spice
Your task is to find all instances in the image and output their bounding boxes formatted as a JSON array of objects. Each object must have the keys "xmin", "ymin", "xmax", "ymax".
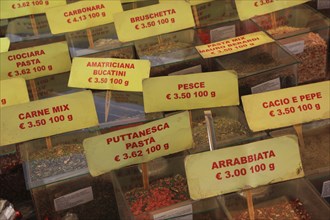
[{"xmin": 204, "ymin": 110, "xmax": 217, "ymax": 151}]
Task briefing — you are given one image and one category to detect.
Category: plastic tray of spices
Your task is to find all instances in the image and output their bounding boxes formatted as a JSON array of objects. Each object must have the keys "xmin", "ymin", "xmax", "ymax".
[
  {"xmin": 306, "ymin": 168, "xmax": 330, "ymax": 205},
  {"xmin": 5, "ymin": 13, "xmax": 59, "ymax": 43},
  {"xmin": 134, "ymin": 28, "xmax": 209, "ymax": 77},
  {"xmin": 195, "ymin": 18, "xmax": 261, "ymax": 45},
  {"xmin": 111, "ymin": 155, "xmax": 227, "ymax": 220},
  {"xmin": 221, "ymin": 177, "xmax": 330, "ymax": 220},
  {"xmin": 212, "ymin": 40, "xmax": 299, "ymax": 96},
  {"xmin": 0, "ymin": 144, "xmax": 32, "ymax": 204},
  {"xmin": 191, "ymin": 0, "xmax": 238, "ymax": 29},
  {"xmin": 122, "ymin": 0, "xmax": 158, "ymax": 11},
  {"xmin": 189, "ymin": 106, "xmax": 267, "ymax": 154},
  {"xmin": 251, "ymin": 4, "xmax": 330, "ymax": 84},
  {"xmin": 26, "ymin": 72, "xmax": 83, "ymax": 101},
  {"xmin": 19, "ymin": 128, "xmax": 99, "ymax": 189},
  {"xmin": 30, "ymin": 171, "xmax": 120, "ymax": 220},
  {"xmin": 269, "ymin": 119, "xmax": 330, "ymax": 176},
  {"xmin": 92, "ymin": 90, "xmax": 163, "ymax": 126},
  {"xmin": 66, "ymin": 22, "xmax": 135, "ymax": 58}
]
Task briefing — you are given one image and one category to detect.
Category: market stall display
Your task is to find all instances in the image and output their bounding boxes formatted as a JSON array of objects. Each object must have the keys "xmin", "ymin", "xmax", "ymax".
[{"xmin": 0, "ymin": 1, "xmax": 329, "ymax": 219}]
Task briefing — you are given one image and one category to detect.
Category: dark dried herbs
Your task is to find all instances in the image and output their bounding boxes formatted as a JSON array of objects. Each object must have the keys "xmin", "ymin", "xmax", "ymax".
[
  {"xmin": 29, "ymin": 144, "xmax": 87, "ymax": 182},
  {"xmin": 193, "ymin": 117, "xmax": 250, "ymax": 147}
]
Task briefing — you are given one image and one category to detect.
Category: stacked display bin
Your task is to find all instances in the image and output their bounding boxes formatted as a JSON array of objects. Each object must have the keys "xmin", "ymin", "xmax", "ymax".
[
  {"xmin": 134, "ymin": 29, "xmax": 208, "ymax": 77},
  {"xmin": 252, "ymin": 4, "xmax": 330, "ymax": 84}
]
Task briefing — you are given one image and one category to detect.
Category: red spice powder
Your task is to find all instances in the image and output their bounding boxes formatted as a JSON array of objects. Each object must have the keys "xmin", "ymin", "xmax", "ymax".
[{"xmin": 125, "ymin": 174, "xmax": 189, "ymax": 216}]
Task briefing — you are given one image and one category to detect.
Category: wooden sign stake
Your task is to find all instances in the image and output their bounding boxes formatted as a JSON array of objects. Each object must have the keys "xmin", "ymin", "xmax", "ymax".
[
  {"xmin": 30, "ymin": 14, "xmax": 52, "ymax": 149},
  {"xmin": 246, "ymin": 190, "xmax": 255, "ymax": 220},
  {"xmin": 294, "ymin": 124, "xmax": 305, "ymax": 149}
]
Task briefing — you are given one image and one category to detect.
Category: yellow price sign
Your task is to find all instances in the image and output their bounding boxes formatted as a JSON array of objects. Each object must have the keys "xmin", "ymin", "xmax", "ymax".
[
  {"xmin": 159, "ymin": 0, "xmax": 213, "ymax": 6},
  {"xmin": 0, "ymin": 78, "xmax": 30, "ymax": 108},
  {"xmin": 84, "ymin": 111, "xmax": 193, "ymax": 176},
  {"xmin": 114, "ymin": 1, "xmax": 195, "ymax": 42},
  {"xmin": 185, "ymin": 135, "xmax": 304, "ymax": 200},
  {"xmin": 46, "ymin": 1, "xmax": 123, "ymax": 34},
  {"xmin": 143, "ymin": 71, "xmax": 239, "ymax": 113},
  {"xmin": 196, "ymin": 31, "xmax": 274, "ymax": 59},
  {"xmin": 0, "ymin": 41, "xmax": 71, "ymax": 80},
  {"xmin": 0, "ymin": 0, "xmax": 66, "ymax": 19},
  {"xmin": 68, "ymin": 57, "xmax": 150, "ymax": 92},
  {"xmin": 0, "ymin": 91, "xmax": 99, "ymax": 146},
  {"xmin": 242, "ymin": 81, "xmax": 330, "ymax": 132},
  {"xmin": 0, "ymin": 37, "xmax": 10, "ymax": 53},
  {"xmin": 235, "ymin": 0, "xmax": 309, "ymax": 20}
]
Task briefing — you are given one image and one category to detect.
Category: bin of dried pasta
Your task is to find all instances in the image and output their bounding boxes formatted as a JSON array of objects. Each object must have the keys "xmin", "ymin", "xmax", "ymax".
[
  {"xmin": 31, "ymin": 172, "xmax": 119, "ymax": 220},
  {"xmin": 213, "ymin": 41, "xmax": 298, "ymax": 96},
  {"xmin": 192, "ymin": 0, "xmax": 238, "ymax": 29},
  {"xmin": 223, "ymin": 178, "xmax": 330, "ymax": 220},
  {"xmin": 26, "ymin": 72, "xmax": 83, "ymax": 100},
  {"xmin": 93, "ymin": 90, "xmax": 163, "ymax": 126},
  {"xmin": 111, "ymin": 156, "xmax": 224, "ymax": 220},
  {"xmin": 19, "ymin": 128, "xmax": 99, "ymax": 189},
  {"xmin": 270, "ymin": 119, "xmax": 330, "ymax": 176},
  {"xmin": 6, "ymin": 14, "xmax": 56, "ymax": 43},
  {"xmin": 66, "ymin": 23, "xmax": 134, "ymax": 58},
  {"xmin": 252, "ymin": 4, "xmax": 330, "ymax": 84},
  {"xmin": 190, "ymin": 107, "xmax": 266, "ymax": 154},
  {"xmin": 134, "ymin": 29, "xmax": 205, "ymax": 77}
]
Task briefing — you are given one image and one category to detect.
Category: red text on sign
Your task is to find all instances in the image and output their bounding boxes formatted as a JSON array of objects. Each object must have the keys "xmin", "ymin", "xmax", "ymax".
[
  {"xmin": 126, "ymin": 137, "xmax": 156, "ymax": 149},
  {"xmin": 130, "ymin": 9, "xmax": 176, "ymax": 23},
  {"xmin": 178, "ymin": 82, "xmax": 205, "ymax": 90},
  {"xmin": 212, "ymin": 150, "xmax": 276, "ymax": 169},
  {"xmin": 106, "ymin": 122, "xmax": 170, "ymax": 144},
  {"xmin": 299, "ymin": 92, "xmax": 322, "ymax": 102}
]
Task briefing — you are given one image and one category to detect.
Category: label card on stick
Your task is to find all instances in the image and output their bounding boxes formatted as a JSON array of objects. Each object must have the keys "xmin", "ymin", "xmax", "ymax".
[
  {"xmin": 114, "ymin": 2, "xmax": 195, "ymax": 42},
  {"xmin": 242, "ymin": 81, "xmax": 330, "ymax": 132},
  {"xmin": 0, "ymin": 37, "xmax": 10, "ymax": 53},
  {"xmin": 46, "ymin": 1, "xmax": 123, "ymax": 34},
  {"xmin": 143, "ymin": 71, "xmax": 239, "ymax": 113},
  {"xmin": 0, "ymin": 41, "xmax": 71, "ymax": 80},
  {"xmin": 0, "ymin": 0, "xmax": 66, "ymax": 19},
  {"xmin": 185, "ymin": 135, "xmax": 304, "ymax": 200},
  {"xmin": 196, "ymin": 31, "xmax": 274, "ymax": 59},
  {"xmin": 84, "ymin": 111, "xmax": 193, "ymax": 176},
  {"xmin": 0, "ymin": 78, "xmax": 30, "ymax": 108},
  {"xmin": 0, "ymin": 90, "xmax": 99, "ymax": 146},
  {"xmin": 235, "ymin": 0, "xmax": 309, "ymax": 21},
  {"xmin": 68, "ymin": 57, "xmax": 150, "ymax": 92}
]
